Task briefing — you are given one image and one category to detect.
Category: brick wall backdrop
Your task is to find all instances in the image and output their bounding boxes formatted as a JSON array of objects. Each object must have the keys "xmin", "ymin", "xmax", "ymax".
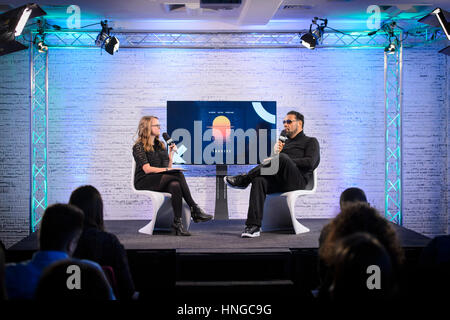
[
  {"xmin": 0, "ymin": 45, "xmax": 448, "ymax": 247},
  {"xmin": 447, "ymin": 54, "xmax": 449, "ymax": 235},
  {"xmin": 0, "ymin": 50, "xmax": 30, "ymax": 248},
  {"xmin": 402, "ymin": 48, "xmax": 448, "ymax": 235}
]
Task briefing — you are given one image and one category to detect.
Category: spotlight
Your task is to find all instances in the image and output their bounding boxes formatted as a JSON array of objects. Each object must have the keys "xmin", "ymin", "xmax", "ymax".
[
  {"xmin": 418, "ymin": 8, "xmax": 449, "ymax": 40},
  {"xmin": 0, "ymin": 3, "xmax": 46, "ymax": 56},
  {"xmin": 301, "ymin": 32, "xmax": 316, "ymax": 49},
  {"xmin": 32, "ymin": 20, "xmax": 47, "ymax": 53},
  {"xmin": 373, "ymin": 21, "xmax": 400, "ymax": 54},
  {"xmin": 104, "ymin": 36, "xmax": 119, "ymax": 55},
  {"xmin": 418, "ymin": 8, "xmax": 450, "ymax": 56},
  {"xmin": 95, "ymin": 20, "xmax": 119, "ymax": 55},
  {"xmin": 36, "ymin": 38, "xmax": 47, "ymax": 53},
  {"xmin": 384, "ymin": 40, "xmax": 397, "ymax": 54},
  {"xmin": 301, "ymin": 17, "xmax": 327, "ymax": 50}
]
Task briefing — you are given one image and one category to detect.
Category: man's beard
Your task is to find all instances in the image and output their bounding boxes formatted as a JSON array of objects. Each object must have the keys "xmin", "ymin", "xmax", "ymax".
[{"xmin": 286, "ymin": 127, "xmax": 295, "ymax": 137}]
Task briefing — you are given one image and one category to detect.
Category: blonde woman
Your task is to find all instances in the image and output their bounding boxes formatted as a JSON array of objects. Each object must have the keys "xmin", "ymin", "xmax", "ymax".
[{"xmin": 132, "ymin": 116, "xmax": 212, "ymax": 236}]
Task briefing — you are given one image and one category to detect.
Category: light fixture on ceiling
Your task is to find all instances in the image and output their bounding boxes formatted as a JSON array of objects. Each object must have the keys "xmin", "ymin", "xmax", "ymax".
[
  {"xmin": 384, "ymin": 22, "xmax": 399, "ymax": 54},
  {"xmin": 35, "ymin": 37, "xmax": 47, "ymax": 53},
  {"xmin": 0, "ymin": 3, "xmax": 46, "ymax": 56},
  {"xmin": 34, "ymin": 19, "xmax": 47, "ymax": 53},
  {"xmin": 301, "ymin": 17, "xmax": 327, "ymax": 50},
  {"xmin": 418, "ymin": 8, "xmax": 449, "ymax": 40},
  {"xmin": 384, "ymin": 38, "xmax": 398, "ymax": 54},
  {"xmin": 418, "ymin": 7, "xmax": 449, "ymax": 56},
  {"xmin": 368, "ymin": 21, "xmax": 402, "ymax": 54},
  {"xmin": 95, "ymin": 20, "xmax": 120, "ymax": 55}
]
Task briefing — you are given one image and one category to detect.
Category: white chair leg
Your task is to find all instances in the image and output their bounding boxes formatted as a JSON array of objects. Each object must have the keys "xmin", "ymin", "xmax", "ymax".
[
  {"xmin": 262, "ymin": 194, "xmax": 295, "ymax": 232},
  {"xmin": 287, "ymin": 195, "xmax": 310, "ymax": 234},
  {"xmin": 138, "ymin": 194, "xmax": 192, "ymax": 235},
  {"xmin": 139, "ymin": 194, "xmax": 172, "ymax": 235},
  {"xmin": 261, "ymin": 193, "xmax": 310, "ymax": 235},
  {"xmin": 138, "ymin": 219, "xmax": 157, "ymax": 235}
]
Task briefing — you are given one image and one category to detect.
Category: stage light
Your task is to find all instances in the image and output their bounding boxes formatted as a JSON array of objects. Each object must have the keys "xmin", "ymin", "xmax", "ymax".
[
  {"xmin": 384, "ymin": 40, "xmax": 397, "ymax": 54},
  {"xmin": 419, "ymin": 8, "xmax": 449, "ymax": 40},
  {"xmin": 418, "ymin": 8, "xmax": 450, "ymax": 55},
  {"xmin": 301, "ymin": 17, "xmax": 327, "ymax": 50},
  {"xmin": 372, "ymin": 21, "xmax": 401, "ymax": 54},
  {"xmin": 31, "ymin": 20, "xmax": 47, "ymax": 53},
  {"xmin": 36, "ymin": 38, "xmax": 47, "ymax": 53},
  {"xmin": 0, "ymin": 3, "xmax": 46, "ymax": 56},
  {"xmin": 300, "ymin": 32, "xmax": 316, "ymax": 49},
  {"xmin": 14, "ymin": 7, "xmax": 32, "ymax": 36},
  {"xmin": 95, "ymin": 20, "xmax": 119, "ymax": 55},
  {"xmin": 104, "ymin": 36, "xmax": 119, "ymax": 55}
]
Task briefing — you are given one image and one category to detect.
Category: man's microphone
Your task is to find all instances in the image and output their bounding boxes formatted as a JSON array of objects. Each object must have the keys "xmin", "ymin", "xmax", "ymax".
[
  {"xmin": 162, "ymin": 132, "xmax": 178, "ymax": 154},
  {"xmin": 274, "ymin": 130, "xmax": 287, "ymax": 154},
  {"xmin": 279, "ymin": 130, "xmax": 288, "ymax": 143}
]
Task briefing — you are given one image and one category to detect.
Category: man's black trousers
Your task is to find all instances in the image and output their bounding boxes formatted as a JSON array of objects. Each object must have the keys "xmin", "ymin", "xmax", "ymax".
[{"xmin": 245, "ymin": 153, "xmax": 307, "ymax": 227}]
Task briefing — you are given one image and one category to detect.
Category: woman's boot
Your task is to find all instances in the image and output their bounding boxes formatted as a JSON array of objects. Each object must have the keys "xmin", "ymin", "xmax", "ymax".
[
  {"xmin": 172, "ymin": 217, "xmax": 191, "ymax": 236},
  {"xmin": 190, "ymin": 205, "xmax": 213, "ymax": 223}
]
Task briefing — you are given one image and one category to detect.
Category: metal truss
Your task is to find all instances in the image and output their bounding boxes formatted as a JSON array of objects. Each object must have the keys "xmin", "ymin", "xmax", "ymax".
[
  {"xmin": 40, "ymin": 28, "xmax": 446, "ymax": 49},
  {"xmin": 26, "ymin": 26, "xmax": 439, "ymax": 230},
  {"xmin": 30, "ymin": 31, "xmax": 48, "ymax": 232},
  {"xmin": 384, "ymin": 38, "xmax": 403, "ymax": 225}
]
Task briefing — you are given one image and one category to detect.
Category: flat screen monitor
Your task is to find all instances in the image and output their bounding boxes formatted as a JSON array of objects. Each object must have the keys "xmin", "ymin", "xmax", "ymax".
[{"xmin": 167, "ymin": 101, "xmax": 277, "ymax": 165}]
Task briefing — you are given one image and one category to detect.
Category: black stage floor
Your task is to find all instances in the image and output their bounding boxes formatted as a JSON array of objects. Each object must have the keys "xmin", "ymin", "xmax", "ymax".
[{"xmin": 9, "ymin": 218, "xmax": 430, "ymax": 251}]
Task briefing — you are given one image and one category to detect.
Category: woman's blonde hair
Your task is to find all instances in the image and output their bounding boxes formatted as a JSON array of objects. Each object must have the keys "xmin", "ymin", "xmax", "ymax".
[{"xmin": 134, "ymin": 116, "xmax": 166, "ymax": 152}]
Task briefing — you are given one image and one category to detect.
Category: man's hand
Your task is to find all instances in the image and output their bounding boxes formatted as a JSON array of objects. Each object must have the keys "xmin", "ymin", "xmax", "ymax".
[{"xmin": 274, "ymin": 141, "xmax": 285, "ymax": 154}]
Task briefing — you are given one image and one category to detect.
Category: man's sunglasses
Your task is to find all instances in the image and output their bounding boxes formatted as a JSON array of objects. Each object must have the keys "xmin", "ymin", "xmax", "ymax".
[{"xmin": 282, "ymin": 120, "xmax": 298, "ymax": 125}]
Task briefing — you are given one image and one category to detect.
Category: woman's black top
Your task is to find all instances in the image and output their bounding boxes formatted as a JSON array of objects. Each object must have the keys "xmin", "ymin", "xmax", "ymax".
[{"xmin": 132, "ymin": 141, "xmax": 169, "ymax": 185}]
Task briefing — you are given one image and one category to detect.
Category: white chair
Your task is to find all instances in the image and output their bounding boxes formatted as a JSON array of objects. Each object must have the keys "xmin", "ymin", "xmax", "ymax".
[
  {"xmin": 131, "ymin": 160, "xmax": 191, "ymax": 235},
  {"xmin": 261, "ymin": 170, "xmax": 317, "ymax": 235}
]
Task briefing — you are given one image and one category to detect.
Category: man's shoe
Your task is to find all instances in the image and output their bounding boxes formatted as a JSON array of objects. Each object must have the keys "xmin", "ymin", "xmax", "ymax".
[
  {"xmin": 241, "ymin": 225, "xmax": 261, "ymax": 238},
  {"xmin": 224, "ymin": 174, "xmax": 251, "ymax": 189},
  {"xmin": 191, "ymin": 205, "xmax": 213, "ymax": 223}
]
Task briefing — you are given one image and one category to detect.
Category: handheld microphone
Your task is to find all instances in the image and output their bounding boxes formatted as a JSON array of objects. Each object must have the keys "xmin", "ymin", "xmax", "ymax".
[
  {"xmin": 162, "ymin": 132, "xmax": 178, "ymax": 154},
  {"xmin": 274, "ymin": 130, "xmax": 287, "ymax": 155},
  {"xmin": 278, "ymin": 130, "xmax": 288, "ymax": 143}
]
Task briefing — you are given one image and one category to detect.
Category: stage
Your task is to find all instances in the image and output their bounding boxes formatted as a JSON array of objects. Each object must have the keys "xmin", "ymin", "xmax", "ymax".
[{"xmin": 8, "ymin": 218, "xmax": 430, "ymax": 251}]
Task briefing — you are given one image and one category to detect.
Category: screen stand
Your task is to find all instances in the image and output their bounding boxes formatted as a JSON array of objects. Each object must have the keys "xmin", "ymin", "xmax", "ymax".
[{"xmin": 214, "ymin": 164, "xmax": 228, "ymax": 220}]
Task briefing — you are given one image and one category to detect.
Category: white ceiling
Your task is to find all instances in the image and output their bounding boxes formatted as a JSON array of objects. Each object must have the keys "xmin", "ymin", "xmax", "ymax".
[{"xmin": 1, "ymin": 0, "xmax": 449, "ymax": 31}]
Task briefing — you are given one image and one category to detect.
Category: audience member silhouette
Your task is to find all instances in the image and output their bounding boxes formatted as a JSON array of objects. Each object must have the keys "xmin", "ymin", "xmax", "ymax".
[
  {"xmin": 5, "ymin": 204, "xmax": 84, "ymax": 299},
  {"xmin": 317, "ymin": 202, "xmax": 404, "ymax": 305},
  {"xmin": 69, "ymin": 185, "xmax": 136, "ymax": 300},
  {"xmin": 324, "ymin": 232, "xmax": 395, "ymax": 308},
  {"xmin": 35, "ymin": 259, "xmax": 112, "ymax": 300},
  {"xmin": 316, "ymin": 188, "xmax": 369, "ymax": 292},
  {"xmin": 4, "ymin": 203, "xmax": 114, "ymax": 299},
  {"xmin": 319, "ymin": 187, "xmax": 368, "ymax": 247}
]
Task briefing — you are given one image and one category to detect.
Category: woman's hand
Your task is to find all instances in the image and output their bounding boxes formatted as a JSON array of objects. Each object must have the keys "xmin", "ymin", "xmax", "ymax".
[{"xmin": 168, "ymin": 144, "xmax": 177, "ymax": 154}]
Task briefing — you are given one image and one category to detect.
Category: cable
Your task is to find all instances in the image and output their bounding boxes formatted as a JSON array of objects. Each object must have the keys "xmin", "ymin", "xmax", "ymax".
[
  {"xmin": 325, "ymin": 26, "xmax": 353, "ymax": 36},
  {"xmin": 80, "ymin": 22, "xmax": 101, "ymax": 29}
]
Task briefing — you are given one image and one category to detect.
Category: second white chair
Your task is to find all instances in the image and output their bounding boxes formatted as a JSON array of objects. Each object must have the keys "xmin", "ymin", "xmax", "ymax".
[{"xmin": 261, "ymin": 170, "xmax": 317, "ymax": 235}]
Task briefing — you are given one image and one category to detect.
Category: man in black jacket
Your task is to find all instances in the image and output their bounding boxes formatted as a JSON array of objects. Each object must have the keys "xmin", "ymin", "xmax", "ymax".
[{"xmin": 225, "ymin": 111, "xmax": 320, "ymax": 238}]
